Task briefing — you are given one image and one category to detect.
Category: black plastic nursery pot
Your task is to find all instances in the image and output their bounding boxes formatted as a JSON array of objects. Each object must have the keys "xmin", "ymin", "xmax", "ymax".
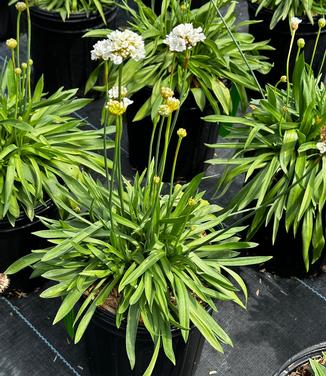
[
  {"xmin": 0, "ymin": 200, "xmax": 57, "ymax": 292},
  {"xmin": 0, "ymin": 1, "xmax": 25, "ymax": 41},
  {"xmin": 126, "ymin": 89, "xmax": 219, "ymax": 182},
  {"xmin": 250, "ymin": 216, "xmax": 326, "ymax": 278},
  {"xmin": 247, "ymin": 1, "xmax": 326, "ymax": 86},
  {"xmin": 29, "ymin": 6, "xmax": 117, "ymax": 95},
  {"xmin": 142, "ymin": 0, "xmax": 203, "ymax": 13},
  {"xmin": 86, "ymin": 305, "xmax": 207, "ymax": 376},
  {"xmin": 273, "ymin": 342, "xmax": 326, "ymax": 376}
]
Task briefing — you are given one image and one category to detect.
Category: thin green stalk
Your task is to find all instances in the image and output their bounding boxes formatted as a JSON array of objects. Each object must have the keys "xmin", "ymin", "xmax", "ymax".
[
  {"xmin": 147, "ymin": 117, "xmax": 159, "ymax": 181},
  {"xmin": 310, "ymin": 27, "xmax": 321, "ymax": 67},
  {"xmin": 154, "ymin": 117, "xmax": 165, "ymax": 175},
  {"xmin": 25, "ymin": 1, "xmax": 32, "ymax": 111},
  {"xmin": 117, "ymin": 65, "xmax": 125, "ymax": 215},
  {"xmin": 16, "ymin": 13, "xmax": 21, "ymax": 71},
  {"xmin": 159, "ymin": 114, "xmax": 172, "ymax": 180},
  {"xmin": 210, "ymin": 0, "xmax": 265, "ymax": 98},
  {"xmin": 166, "ymin": 136, "xmax": 183, "ymax": 218},
  {"xmin": 295, "ymin": 46, "xmax": 302, "ymax": 63},
  {"xmin": 317, "ymin": 49, "xmax": 326, "ymax": 77},
  {"xmin": 103, "ymin": 61, "xmax": 110, "ymax": 188},
  {"xmin": 286, "ymin": 30, "xmax": 296, "ymax": 107}
]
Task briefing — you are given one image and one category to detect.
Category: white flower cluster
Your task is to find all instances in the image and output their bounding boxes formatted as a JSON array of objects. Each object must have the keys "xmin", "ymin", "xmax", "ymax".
[
  {"xmin": 108, "ymin": 85, "xmax": 128, "ymax": 99},
  {"xmin": 317, "ymin": 142, "xmax": 326, "ymax": 154},
  {"xmin": 291, "ymin": 17, "xmax": 302, "ymax": 30},
  {"xmin": 91, "ymin": 30, "xmax": 145, "ymax": 65},
  {"xmin": 164, "ymin": 23, "xmax": 206, "ymax": 52}
]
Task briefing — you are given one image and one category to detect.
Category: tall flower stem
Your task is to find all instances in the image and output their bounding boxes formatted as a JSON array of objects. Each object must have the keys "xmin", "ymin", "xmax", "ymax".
[
  {"xmin": 147, "ymin": 117, "xmax": 159, "ymax": 181},
  {"xmin": 317, "ymin": 49, "xmax": 326, "ymax": 78},
  {"xmin": 154, "ymin": 117, "xmax": 165, "ymax": 175},
  {"xmin": 117, "ymin": 65, "xmax": 125, "ymax": 215},
  {"xmin": 286, "ymin": 30, "xmax": 296, "ymax": 107},
  {"xmin": 25, "ymin": 0, "xmax": 32, "ymax": 111},
  {"xmin": 310, "ymin": 26, "xmax": 321, "ymax": 67},
  {"xmin": 210, "ymin": 0, "xmax": 264, "ymax": 98},
  {"xmin": 103, "ymin": 61, "xmax": 110, "ymax": 188},
  {"xmin": 159, "ymin": 115, "xmax": 172, "ymax": 180}
]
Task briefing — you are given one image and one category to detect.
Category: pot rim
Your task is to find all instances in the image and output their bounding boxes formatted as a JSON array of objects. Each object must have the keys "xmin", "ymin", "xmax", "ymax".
[{"xmin": 273, "ymin": 342, "xmax": 326, "ymax": 376}]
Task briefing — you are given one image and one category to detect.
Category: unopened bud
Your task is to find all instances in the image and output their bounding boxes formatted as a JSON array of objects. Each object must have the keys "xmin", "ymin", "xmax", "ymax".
[
  {"xmin": 14, "ymin": 67, "xmax": 22, "ymax": 75},
  {"xmin": 28, "ymin": 58, "xmax": 33, "ymax": 66},
  {"xmin": 177, "ymin": 128, "xmax": 187, "ymax": 138},
  {"xmin": 153, "ymin": 176, "xmax": 161, "ymax": 184},
  {"xmin": 160, "ymin": 87, "xmax": 174, "ymax": 99},
  {"xmin": 188, "ymin": 197, "xmax": 197, "ymax": 206},
  {"xmin": 6, "ymin": 38, "xmax": 17, "ymax": 50},
  {"xmin": 21, "ymin": 62, "xmax": 27, "ymax": 70},
  {"xmin": 291, "ymin": 17, "xmax": 302, "ymax": 31},
  {"xmin": 15, "ymin": 2, "xmax": 27, "ymax": 12},
  {"xmin": 297, "ymin": 38, "xmax": 305, "ymax": 48},
  {"xmin": 280, "ymin": 75, "xmax": 287, "ymax": 83},
  {"xmin": 318, "ymin": 18, "xmax": 326, "ymax": 29}
]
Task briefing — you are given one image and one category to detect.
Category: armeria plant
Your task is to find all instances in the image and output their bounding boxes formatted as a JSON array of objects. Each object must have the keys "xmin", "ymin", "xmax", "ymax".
[
  {"xmin": 7, "ymin": 22, "xmax": 270, "ymax": 375},
  {"xmin": 250, "ymin": 0, "xmax": 326, "ymax": 29},
  {"xmin": 0, "ymin": 2, "xmax": 113, "ymax": 225},
  {"xmin": 204, "ymin": 18, "xmax": 326, "ymax": 271},
  {"xmin": 85, "ymin": 0, "xmax": 272, "ymax": 116}
]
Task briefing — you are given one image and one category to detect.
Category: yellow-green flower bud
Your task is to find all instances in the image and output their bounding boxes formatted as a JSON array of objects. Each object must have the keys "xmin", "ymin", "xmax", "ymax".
[
  {"xmin": 174, "ymin": 183, "xmax": 182, "ymax": 192},
  {"xmin": 6, "ymin": 38, "xmax": 17, "ymax": 50},
  {"xmin": 177, "ymin": 128, "xmax": 187, "ymax": 138},
  {"xmin": 318, "ymin": 18, "xmax": 326, "ymax": 28},
  {"xmin": 158, "ymin": 104, "xmax": 172, "ymax": 117},
  {"xmin": 188, "ymin": 197, "xmax": 197, "ymax": 206},
  {"xmin": 180, "ymin": 3, "xmax": 188, "ymax": 11},
  {"xmin": 166, "ymin": 97, "xmax": 180, "ymax": 112},
  {"xmin": 280, "ymin": 75, "xmax": 287, "ymax": 83},
  {"xmin": 21, "ymin": 62, "xmax": 27, "ymax": 70},
  {"xmin": 28, "ymin": 58, "xmax": 33, "ymax": 66},
  {"xmin": 297, "ymin": 38, "xmax": 305, "ymax": 48},
  {"xmin": 14, "ymin": 67, "xmax": 22, "ymax": 75},
  {"xmin": 15, "ymin": 2, "xmax": 27, "ymax": 12},
  {"xmin": 160, "ymin": 87, "xmax": 174, "ymax": 99},
  {"xmin": 106, "ymin": 100, "xmax": 126, "ymax": 116},
  {"xmin": 153, "ymin": 176, "xmax": 160, "ymax": 184}
]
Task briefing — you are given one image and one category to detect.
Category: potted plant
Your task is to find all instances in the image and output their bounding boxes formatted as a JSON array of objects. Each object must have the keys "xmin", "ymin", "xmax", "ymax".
[
  {"xmin": 204, "ymin": 35, "xmax": 326, "ymax": 276},
  {"xmin": 9, "ymin": 0, "xmax": 117, "ymax": 95},
  {"xmin": 273, "ymin": 343, "xmax": 326, "ymax": 376},
  {"xmin": 0, "ymin": 10, "xmax": 114, "ymax": 291},
  {"xmin": 85, "ymin": 0, "xmax": 272, "ymax": 181},
  {"xmin": 6, "ymin": 27, "xmax": 270, "ymax": 375},
  {"xmin": 247, "ymin": 0, "xmax": 326, "ymax": 84}
]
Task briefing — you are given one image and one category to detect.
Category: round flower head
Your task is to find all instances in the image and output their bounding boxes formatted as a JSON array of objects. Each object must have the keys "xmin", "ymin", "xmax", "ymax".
[
  {"xmin": 158, "ymin": 104, "xmax": 172, "ymax": 117},
  {"xmin": 166, "ymin": 97, "xmax": 180, "ymax": 112},
  {"xmin": 177, "ymin": 128, "xmax": 187, "ymax": 138},
  {"xmin": 164, "ymin": 23, "xmax": 206, "ymax": 52},
  {"xmin": 317, "ymin": 142, "xmax": 326, "ymax": 154},
  {"xmin": 14, "ymin": 67, "xmax": 22, "ymax": 75},
  {"xmin": 107, "ymin": 98, "xmax": 133, "ymax": 116},
  {"xmin": 0, "ymin": 273, "xmax": 10, "ymax": 294},
  {"xmin": 21, "ymin": 62, "xmax": 27, "ymax": 70},
  {"xmin": 280, "ymin": 75, "xmax": 287, "ymax": 83},
  {"xmin": 92, "ymin": 30, "xmax": 145, "ymax": 65},
  {"xmin": 108, "ymin": 85, "xmax": 128, "ymax": 100},
  {"xmin": 28, "ymin": 58, "xmax": 33, "ymax": 66},
  {"xmin": 291, "ymin": 17, "xmax": 302, "ymax": 31},
  {"xmin": 153, "ymin": 176, "xmax": 161, "ymax": 184},
  {"xmin": 161, "ymin": 87, "xmax": 174, "ymax": 99},
  {"xmin": 6, "ymin": 38, "xmax": 17, "ymax": 50},
  {"xmin": 15, "ymin": 2, "xmax": 27, "ymax": 12},
  {"xmin": 318, "ymin": 18, "xmax": 326, "ymax": 29},
  {"xmin": 297, "ymin": 38, "xmax": 305, "ymax": 48}
]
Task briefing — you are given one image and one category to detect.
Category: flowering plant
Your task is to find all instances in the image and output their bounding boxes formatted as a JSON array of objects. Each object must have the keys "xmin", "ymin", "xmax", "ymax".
[
  {"xmin": 204, "ymin": 40, "xmax": 326, "ymax": 270},
  {"xmin": 6, "ymin": 25, "xmax": 270, "ymax": 374},
  {"xmin": 250, "ymin": 0, "xmax": 326, "ymax": 29},
  {"xmin": 85, "ymin": 0, "xmax": 272, "ymax": 116},
  {"xmin": 0, "ymin": 5, "xmax": 113, "ymax": 225}
]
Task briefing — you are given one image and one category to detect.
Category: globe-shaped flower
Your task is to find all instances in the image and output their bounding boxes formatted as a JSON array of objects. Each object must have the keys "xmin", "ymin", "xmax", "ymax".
[
  {"xmin": 91, "ymin": 30, "xmax": 145, "ymax": 65},
  {"xmin": 163, "ymin": 23, "xmax": 206, "ymax": 52}
]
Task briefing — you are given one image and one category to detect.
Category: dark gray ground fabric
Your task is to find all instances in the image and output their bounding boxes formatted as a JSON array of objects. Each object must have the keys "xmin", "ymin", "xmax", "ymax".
[{"xmin": 0, "ymin": 1, "xmax": 325, "ymax": 375}]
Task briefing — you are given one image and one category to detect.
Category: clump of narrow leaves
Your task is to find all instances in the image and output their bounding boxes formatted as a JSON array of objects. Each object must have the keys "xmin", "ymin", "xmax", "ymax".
[
  {"xmin": 0, "ymin": 59, "xmax": 113, "ymax": 225},
  {"xmin": 250, "ymin": 0, "xmax": 326, "ymax": 29},
  {"xmin": 204, "ymin": 54, "xmax": 326, "ymax": 271},
  {"xmin": 6, "ymin": 168, "xmax": 269, "ymax": 374}
]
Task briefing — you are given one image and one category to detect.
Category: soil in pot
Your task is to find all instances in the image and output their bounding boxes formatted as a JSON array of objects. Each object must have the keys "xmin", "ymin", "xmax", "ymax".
[
  {"xmin": 86, "ymin": 303, "xmax": 208, "ymax": 376},
  {"xmin": 249, "ymin": 216, "xmax": 326, "ymax": 278},
  {"xmin": 126, "ymin": 89, "xmax": 219, "ymax": 182},
  {"xmin": 30, "ymin": 7, "xmax": 117, "ymax": 96},
  {"xmin": 0, "ymin": 200, "xmax": 58, "ymax": 292},
  {"xmin": 247, "ymin": 1, "xmax": 326, "ymax": 86},
  {"xmin": 274, "ymin": 343, "xmax": 326, "ymax": 376}
]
